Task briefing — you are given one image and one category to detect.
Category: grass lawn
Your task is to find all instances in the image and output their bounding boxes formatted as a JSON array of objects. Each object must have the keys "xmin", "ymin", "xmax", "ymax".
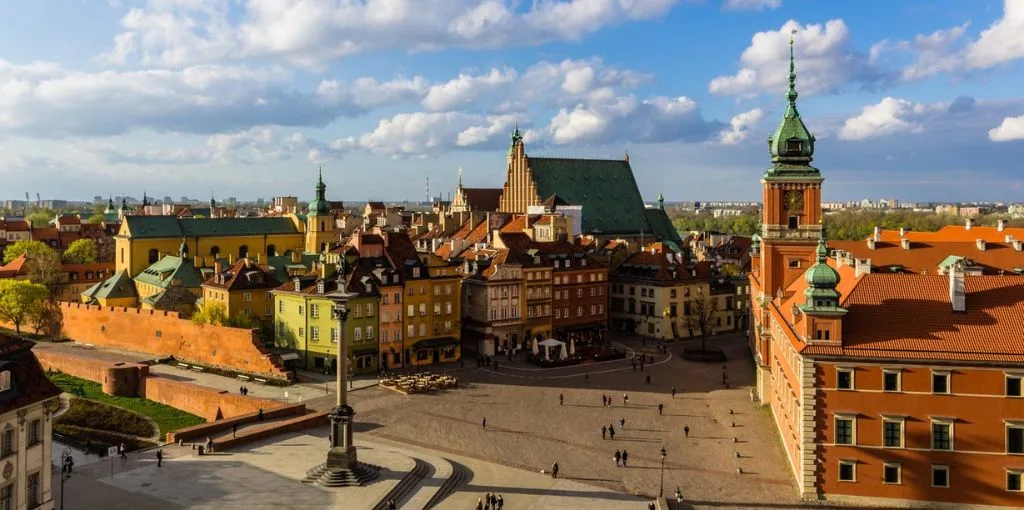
[
  {"xmin": 58, "ymin": 399, "xmax": 156, "ymax": 438},
  {"xmin": 49, "ymin": 372, "xmax": 205, "ymax": 440}
]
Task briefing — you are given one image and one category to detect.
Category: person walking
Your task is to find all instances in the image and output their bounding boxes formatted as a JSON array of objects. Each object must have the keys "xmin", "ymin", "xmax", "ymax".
[
  {"xmin": 648, "ymin": 501, "xmax": 656, "ymax": 510},
  {"xmin": 387, "ymin": 498, "xmax": 396, "ymax": 510},
  {"xmin": 497, "ymin": 494, "xmax": 504, "ymax": 509},
  {"xmin": 584, "ymin": 374, "xmax": 590, "ymax": 383},
  {"xmin": 232, "ymin": 422, "xmax": 238, "ymax": 438},
  {"xmin": 622, "ymin": 394, "xmax": 628, "ymax": 406},
  {"xmin": 614, "ymin": 449, "xmax": 621, "ymax": 467},
  {"xmin": 671, "ymin": 386, "xmax": 677, "ymax": 398},
  {"xmin": 482, "ymin": 417, "xmax": 487, "ymax": 429},
  {"xmin": 658, "ymin": 403, "xmax": 664, "ymax": 415},
  {"xmin": 621, "ymin": 449, "xmax": 629, "ymax": 467},
  {"xmin": 646, "ymin": 374, "xmax": 651, "ymax": 384},
  {"xmin": 258, "ymin": 408, "xmax": 264, "ymax": 421},
  {"xmin": 609, "ymin": 425, "xmax": 616, "ymax": 440},
  {"xmin": 601, "ymin": 425, "xmax": 607, "ymax": 440},
  {"xmin": 551, "ymin": 462, "xmax": 559, "ymax": 478},
  {"xmin": 156, "ymin": 449, "xmax": 163, "ymax": 467},
  {"xmin": 601, "ymin": 394, "xmax": 607, "ymax": 407},
  {"xmin": 476, "ymin": 497, "xmax": 483, "ymax": 510},
  {"xmin": 119, "ymin": 442, "xmax": 127, "ymax": 461},
  {"xmin": 559, "ymin": 393, "xmax": 564, "ymax": 406},
  {"xmin": 684, "ymin": 425, "xmax": 690, "ymax": 438},
  {"xmin": 619, "ymin": 417, "xmax": 625, "ymax": 430}
]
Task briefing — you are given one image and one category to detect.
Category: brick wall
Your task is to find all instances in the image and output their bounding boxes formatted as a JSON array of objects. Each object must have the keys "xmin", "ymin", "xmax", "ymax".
[
  {"xmin": 56, "ymin": 302, "xmax": 291, "ymax": 380},
  {"xmin": 36, "ymin": 350, "xmax": 110, "ymax": 382},
  {"xmin": 140, "ymin": 376, "xmax": 283, "ymax": 422},
  {"xmin": 166, "ymin": 403, "xmax": 308, "ymax": 443},
  {"xmin": 210, "ymin": 411, "xmax": 329, "ymax": 452}
]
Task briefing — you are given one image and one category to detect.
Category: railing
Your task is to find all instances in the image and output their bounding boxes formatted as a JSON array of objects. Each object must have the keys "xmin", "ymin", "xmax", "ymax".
[{"xmin": 762, "ymin": 224, "xmax": 823, "ymax": 241}]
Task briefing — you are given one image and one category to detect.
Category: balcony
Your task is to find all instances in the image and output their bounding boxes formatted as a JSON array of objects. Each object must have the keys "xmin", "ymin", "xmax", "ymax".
[{"xmin": 762, "ymin": 224, "xmax": 823, "ymax": 241}]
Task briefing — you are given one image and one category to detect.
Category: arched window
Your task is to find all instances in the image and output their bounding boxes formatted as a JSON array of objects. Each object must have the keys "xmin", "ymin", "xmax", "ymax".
[
  {"xmin": 320, "ymin": 220, "xmax": 325, "ymax": 231},
  {"xmin": 238, "ymin": 245, "xmax": 249, "ymax": 259},
  {"xmin": 210, "ymin": 246, "xmax": 220, "ymax": 257},
  {"xmin": 320, "ymin": 242, "xmax": 326, "ymax": 253},
  {"xmin": 266, "ymin": 244, "xmax": 277, "ymax": 257},
  {"xmin": 148, "ymin": 248, "xmax": 159, "ymax": 264}
]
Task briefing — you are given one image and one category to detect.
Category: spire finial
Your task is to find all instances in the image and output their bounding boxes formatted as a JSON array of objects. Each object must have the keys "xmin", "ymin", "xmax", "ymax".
[
  {"xmin": 657, "ymin": 193, "xmax": 664, "ymax": 210},
  {"xmin": 786, "ymin": 28, "xmax": 799, "ymax": 113},
  {"xmin": 318, "ymin": 164, "xmax": 323, "ymax": 183}
]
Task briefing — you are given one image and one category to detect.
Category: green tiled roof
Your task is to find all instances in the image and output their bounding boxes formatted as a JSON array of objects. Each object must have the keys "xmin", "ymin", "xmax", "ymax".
[
  {"xmin": 83, "ymin": 270, "xmax": 137, "ymax": 300},
  {"xmin": 529, "ymin": 157, "xmax": 651, "ymax": 235},
  {"xmin": 134, "ymin": 255, "xmax": 204, "ymax": 289},
  {"xmin": 644, "ymin": 207, "xmax": 682, "ymax": 244},
  {"xmin": 266, "ymin": 253, "xmax": 319, "ymax": 282},
  {"xmin": 122, "ymin": 216, "xmax": 300, "ymax": 238}
]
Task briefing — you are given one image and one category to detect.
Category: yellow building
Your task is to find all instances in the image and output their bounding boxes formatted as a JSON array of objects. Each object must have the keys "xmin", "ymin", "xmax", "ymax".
[
  {"xmin": 304, "ymin": 169, "xmax": 338, "ymax": 253},
  {"xmin": 201, "ymin": 258, "xmax": 282, "ymax": 322}
]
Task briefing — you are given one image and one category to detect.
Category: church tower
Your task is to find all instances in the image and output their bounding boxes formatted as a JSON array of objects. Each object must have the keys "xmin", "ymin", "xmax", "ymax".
[
  {"xmin": 758, "ymin": 34, "xmax": 824, "ymax": 301},
  {"xmin": 305, "ymin": 167, "xmax": 336, "ymax": 253},
  {"xmin": 497, "ymin": 125, "xmax": 541, "ymax": 213}
]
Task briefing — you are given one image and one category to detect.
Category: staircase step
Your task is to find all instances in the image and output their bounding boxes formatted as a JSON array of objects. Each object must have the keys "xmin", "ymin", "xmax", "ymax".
[
  {"xmin": 372, "ymin": 458, "xmax": 429, "ymax": 510},
  {"xmin": 424, "ymin": 459, "xmax": 471, "ymax": 509}
]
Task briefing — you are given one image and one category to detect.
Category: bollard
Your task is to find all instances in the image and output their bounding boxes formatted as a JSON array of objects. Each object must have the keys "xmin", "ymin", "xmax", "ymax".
[
  {"xmin": 732, "ymin": 437, "xmax": 737, "ymax": 443},
  {"xmin": 735, "ymin": 451, "xmax": 740, "ymax": 458}
]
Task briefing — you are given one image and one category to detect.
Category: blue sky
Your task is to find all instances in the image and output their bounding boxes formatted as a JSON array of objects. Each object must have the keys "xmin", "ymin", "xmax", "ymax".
[{"xmin": 2, "ymin": 0, "xmax": 1023, "ymax": 204}]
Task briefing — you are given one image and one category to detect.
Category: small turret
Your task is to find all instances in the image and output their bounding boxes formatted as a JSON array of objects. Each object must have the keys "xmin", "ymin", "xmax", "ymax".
[
  {"xmin": 657, "ymin": 193, "xmax": 665, "ymax": 210},
  {"xmin": 308, "ymin": 166, "xmax": 331, "ymax": 216},
  {"xmin": 800, "ymin": 237, "xmax": 844, "ymax": 313}
]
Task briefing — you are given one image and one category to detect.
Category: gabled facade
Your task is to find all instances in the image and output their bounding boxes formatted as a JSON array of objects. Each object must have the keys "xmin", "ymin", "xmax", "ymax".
[{"xmin": 201, "ymin": 258, "xmax": 282, "ymax": 322}]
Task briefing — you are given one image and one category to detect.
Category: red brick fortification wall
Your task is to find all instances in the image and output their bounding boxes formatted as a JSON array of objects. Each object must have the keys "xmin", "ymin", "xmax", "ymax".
[
  {"xmin": 57, "ymin": 302, "xmax": 291, "ymax": 381},
  {"xmin": 167, "ymin": 404, "xmax": 308, "ymax": 443},
  {"xmin": 141, "ymin": 376, "xmax": 283, "ymax": 422},
  {"xmin": 36, "ymin": 350, "xmax": 115, "ymax": 383}
]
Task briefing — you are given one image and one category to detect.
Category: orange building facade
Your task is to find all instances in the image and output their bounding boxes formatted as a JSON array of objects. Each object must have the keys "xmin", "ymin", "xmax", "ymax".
[{"xmin": 749, "ymin": 39, "xmax": 1024, "ymax": 509}]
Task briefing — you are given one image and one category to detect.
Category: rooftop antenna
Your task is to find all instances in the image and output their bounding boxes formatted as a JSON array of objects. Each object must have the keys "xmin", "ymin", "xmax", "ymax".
[{"xmin": 425, "ymin": 176, "xmax": 430, "ymax": 205}]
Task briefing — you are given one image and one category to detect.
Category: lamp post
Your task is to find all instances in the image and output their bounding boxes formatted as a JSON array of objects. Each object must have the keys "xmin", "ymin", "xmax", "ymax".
[
  {"xmin": 659, "ymin": 446, "xmax": 667, "ymax": 498},
  {"xmin": 60, "ymin": 448, "xmax": 72, "ymax": 510}
]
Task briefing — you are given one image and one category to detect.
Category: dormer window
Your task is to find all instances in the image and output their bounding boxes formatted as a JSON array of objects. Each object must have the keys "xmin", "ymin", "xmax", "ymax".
[
  {"xmin": 412, "ymin": 267, "xmax": 421, "ymax": 278},
  {"xmin": 786, "ymin": 140, "xmax": 802, "ymax": 153},
  {"xmin": 0, "ymin": 371, "xmax": 10, "ymax": 392},
  {"xmin": 317, "ymin": 281, "xmax": 325, "ymax": 294}
]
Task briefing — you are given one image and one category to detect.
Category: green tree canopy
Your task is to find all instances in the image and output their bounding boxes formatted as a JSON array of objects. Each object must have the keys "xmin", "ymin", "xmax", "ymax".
[
  {"xmin": 86, "ymin": 213, "xmax": 106, "ymax": 224},
  {"xmin": 0, "ymin": 280, "xmax": 48, "ymax": 334},
  {"xmin": 25, "ymin": 211, "xmax": 54, "ymax": 228},
  {"xmin": 2, "ymin": 240, "xmax": 53, "ymax": 264},
  {"xmin": 62, "ymin": 238, "xmax": 99, "ymax": 264},
  {"xmin": 192, "ymin": 300, "xmax": 227, "ymax": 326}
]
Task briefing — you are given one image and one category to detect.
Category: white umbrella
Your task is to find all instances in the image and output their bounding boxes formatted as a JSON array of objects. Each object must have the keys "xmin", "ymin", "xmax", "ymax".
[
  {"xmin": 559, "ymin": 345, "xmax": 568, "ymax": 360},
  {"xmin": 532, "ymin": 338, "xmax": 539, "ymax": 356},
  {"xmin": 569, "ymin": 339, "xmax": 576, "ymax": 356},
  {"xmin": 544, "ymin": 345, "xmax": 551, "ymax": 361}
]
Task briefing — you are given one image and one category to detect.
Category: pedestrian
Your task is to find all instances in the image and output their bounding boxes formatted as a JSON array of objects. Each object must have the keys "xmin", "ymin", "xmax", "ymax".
[
  {"xmin": 239, "ymin": 385, "xmax": 244, "ymax": 395},
  {"xmin": 609, "ymin": 425, "xmax": 615, "ymax": 440},
  {"xmin": 648, "ymin": 501, "xmax": 656, "ymax": 510},
  {"xmin": 614, "ymin": 449, "xmax": 621, "ymax": 466},
  {"xmin": 482, "ymin": 417, "xmax": 487, "ymax": 429},
  {"xmin": 623, "ymin": 394, "xmax": 629, "ymax": 406},
  {"xmin": 476, "ymin": 497, "xmax": 483, "ymax": 510},
  {"xmin": 584, "ymin": 374, "xmax": 590, "ymax": 383},
  {"xmin": 619, "ymin": 417, "xmax": 625, "ymax": 430},
  {"xmin": 621, "ymin": 449, "xmax": 629, "ymax": 467},
  {"xmin": 658, "ymin": 403, "xmax": 664, "ymax": 415},
  {"xmin": 156, "ymin": 449, "xmax": 163, "ymax": 467},
  {"xmin": 684, "ymin": 425, "xmax": 690, "ymax": 438},
  {"xmin": 232, "ymin": 422, "xmax": 237, "ymax": 437},
  {"xmin": 497, "ymin": 494, "xmax": 504, "ymax": 509},
  {"xmin": 551, "ymin": 462, "xmax": 559, "ymax": 478},
  {"xmin": 388, "ymin": 498, "xmax": 396, "ymax": 510},
  {"xmin": 490, "ymin": 493, "xmax": 497, "ymax": 507},
  {"xmin": 675, "ymin": 487, "xmax": 683, "ymax": 503},
  {"xmin": 601, "ymin": 425, "xmax": 607, "ymax": 439},
  {"xmin": 671, "ymin": 386, "xmax": 676, "ymax": 398},
  {"xmin": 559, "ymin": 393, "xmax": 564, "ymax": 406},
  {"xmin": 601, "ymin": 394, "xmax": 607, "ymax": 407},
  {"xmin": 119, "ymin": 442, "xmax": 127, "ymax": 461},
  {"xmin": 646, "ymin": 374, "xmax": 651, "ymax": 384},
  {"xmin": 258, "ymin": 408, "xmax": 264, "ymax": 421}
]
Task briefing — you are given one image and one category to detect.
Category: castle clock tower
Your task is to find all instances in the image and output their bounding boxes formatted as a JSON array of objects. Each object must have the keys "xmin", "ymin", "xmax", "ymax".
[{"xmin": 759, "ymin": 34, "xmax": 824, "ymax": 300}]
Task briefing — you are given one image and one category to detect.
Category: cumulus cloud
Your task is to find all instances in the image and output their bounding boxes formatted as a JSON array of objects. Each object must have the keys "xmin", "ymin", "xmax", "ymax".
[
  {"xmin": 709, "ymin": 19, "xmax": 885, "ymax": 97},
  {"xmin": 722, "ymin": 0, "xmax": 781, "ymax": 12},
  {"xmin": 357, "ymin": 112, "xmax": 516, "ymax": 157},
  {"xmin": 547, "ymin": 96, "xmax": 724, "ymax": 145},
  {"xmin": 422, "ymin": 68, "xmax": 517, "ymax": 111},
  {"xmin": 101, "ymin": 0, "xmax": 681, "ymax": 68},
  {"xmin": 989, "ymin": 115, "xmax": 1024, "ymax": 142},
  {"xmin": 717, "ymin": 108, "xmax": 765, "ymax": 145},
  {"xmin": 965, "ymin": 0, "xmax": 1024, "ymax": 69},
  {"xmin": 838, "ymin": 97, "xmax": 941, "ymax": 141},
  {"xmin": 837, "ymin": 95, "xmax": 997, "ymax": 142}
]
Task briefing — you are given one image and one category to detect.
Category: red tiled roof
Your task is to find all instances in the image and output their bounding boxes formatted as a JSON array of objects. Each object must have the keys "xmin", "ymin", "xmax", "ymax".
[
  {"xmin": 203, "ymin": 259, "xmax": 281, "ymax": 291},
  {"xmin": 875, "ymin": 225, "xmax": 1024, "ymax": 243},
  {"xmin": 830, "ymin": 239, "xmax": 1024, "ymax": 275},
  {"xmin": 0, "ymin": 254, "xmax": 29, "ymax": 278},
  {"xmin": 57, "ymin": 214, "xmax": 81, "ymax": 225},
  {"xmin": 832, "ymin": 274, "xmax": 1024, "ymax": 362},
  {"xmin": 3, "ymin": 220, "xmax": 29, "ymax": 232},
  {"xmin": 0, "ymin": 335, "xmax": 61, "ymax": 414}
]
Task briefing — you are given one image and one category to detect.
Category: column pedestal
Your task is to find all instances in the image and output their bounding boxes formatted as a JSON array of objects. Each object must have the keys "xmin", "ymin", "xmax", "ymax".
[{"xmin": 302, "ymin": 405, "xmax": 380, "ymax": 486}]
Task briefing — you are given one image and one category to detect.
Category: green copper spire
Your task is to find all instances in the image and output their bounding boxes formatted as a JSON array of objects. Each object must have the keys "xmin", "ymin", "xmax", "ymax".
[
  {"xmin": 508, "ymin": 121, "xmax": 523, "ymax": 155},
  {"xmin": 766, "ymin": 30, "xmax": 819, "ymax": 180},
  {"xmin": 308, "ymin": 166, "xmax": 331, "ymax": 216},
  {"xmin": 657, "ymin": 193, "xmax": 664, "ymax": 210},
  {"xmin": 105, "ymin": 196, "xmax": 115, "ymax": 214},
  {"xmin": 799, "ymin": 237, "xmax": 845, "ymax": 314}
]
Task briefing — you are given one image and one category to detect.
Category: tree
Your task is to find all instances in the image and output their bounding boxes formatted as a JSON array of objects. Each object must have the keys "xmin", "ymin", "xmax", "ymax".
[
  {"xmin": 25, "ymin": 211, "xmax": 54, "ymax": 228},
  {"xmin": 28, "ymin": 301, "xmax": 62, "ymax": 337},
  {"xmin": 0, "ymin": 280, "xmax": 48, "ymax": 334},
  {"xmin": 62, "ymin": 238, "xmax": 99, "ymax": 264},
  {"xmin": 86, "ymin": 213, "xmax": 106, "ymax": 224},
  {"xmin": 192, "ymin": 300, "xmax": 228, "ymax": 326},
  {"xmin": 687, "ymin": 294, "xmax": 719, "ymax": 353},
  {"xmin": 720, "ymin": 263, "xmax": 742, "ymax": 277},
  {"xmin": 26, "ymin": 249, "xmax": 63, "ymax": 300},
  {"xmin": 2, "ymin": 240, "xmax": 51, "ymax": 264},
  {"xmin": 228, "ymin": 311, "xmax": 261, "ymax": 329}
]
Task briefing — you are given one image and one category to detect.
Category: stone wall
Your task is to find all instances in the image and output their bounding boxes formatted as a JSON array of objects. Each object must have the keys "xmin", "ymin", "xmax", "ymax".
[
  {"xmin": 140, "ymin": 376, "xmax": 282, "ymax": 422},
  {"xmin": 56, "ymin": 302, "xmax": 291, "ymax": 381},
  {"xmin": 166, "ymin": 403, "xmax": 308, "ymax": 443}
]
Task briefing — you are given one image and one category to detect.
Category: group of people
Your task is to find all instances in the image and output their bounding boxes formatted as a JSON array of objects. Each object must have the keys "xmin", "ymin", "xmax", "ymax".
[
  {"xmin": 613, "ymin": 449, "xmax": 629, "ymax": 467},
  {"xmin": 475, "ymin": 492, "xmax": 504, "ymax": 509},
  {"xmin": 238, "ymin": 385, "xmax": 251, "ymax": 396}
]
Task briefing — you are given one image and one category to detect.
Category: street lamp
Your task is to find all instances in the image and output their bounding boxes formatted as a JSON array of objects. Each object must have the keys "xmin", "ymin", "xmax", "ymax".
[
  {"xmin": 659, "ymin": 446, "xmax": 667, "ymax": 498},
  {"xmin": 60, "ymin": 448, "xmax": 72, "ymax": 510}
]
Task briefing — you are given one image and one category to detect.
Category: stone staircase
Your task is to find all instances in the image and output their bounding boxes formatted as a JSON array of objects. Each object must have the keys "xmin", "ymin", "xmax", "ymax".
[
  {"xmin": 370, "ymin": 458, "xmax": 430, "ymax": 509},
  {"xmin": 423, "ymin": 459, "xmax": 471, "ymax": 509},
  {"xmin": 302, "ymin": 460, "xmax": 382, "ymax": 487}
]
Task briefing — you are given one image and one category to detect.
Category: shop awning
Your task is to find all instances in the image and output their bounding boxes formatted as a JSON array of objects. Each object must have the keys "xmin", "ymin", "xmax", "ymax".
[
  {"xmin": 278, "ymin": 352, "xmax": 300, "ymax": 361},
  {"xmin": 412, "ymin": 337, "xmax": 460, "ymax": 350}
]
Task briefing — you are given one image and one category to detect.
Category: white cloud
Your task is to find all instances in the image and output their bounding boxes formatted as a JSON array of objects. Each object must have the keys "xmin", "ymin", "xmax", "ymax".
[
  {"xmin": 838, "ymin": 97, "xmax": 948, "ymax": 141},
  {"xmin": 422, "ymin": 68, "xmax": 517, "ymax": 111},
  {"xmin": 893, "ymin": 23, "xmax": 969, "ymax": 81},
  {"xmin": 722, "ymin": 0, "xmax": 781, "ymax": 12},
  {"xmin": 709, "ymin": 19, "xmax": 883, "ymax": 97},
  {"xmin": 965, "ymin": 0, "xmax": 1024, "ymax": 69},
  {"xmin": 316, "ymin": 76, "xmax": 430, "ymax": 110},
  {"xmin": 989, "ymin": 115, "xmax": 1024, "ymax": 142},
  {"xmin": 357, "ymin": 112, "xmax": 514, "ymax": 157},
  {"xmin": 102, "ymin": 0, "xmax": 682, "ymax": 68},
  {"xmin": 717, "ymin": 108, "xmax": 765, "ymax": 145},
  {"xmin": 547, "ymin": 96, "xmax": 723, "ymax": 145}
]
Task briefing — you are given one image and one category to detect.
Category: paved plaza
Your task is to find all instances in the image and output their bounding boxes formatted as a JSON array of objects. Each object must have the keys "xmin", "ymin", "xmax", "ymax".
[{"xmin": 51, "ymin": 333, "xmax": 808, "ymax": 509}]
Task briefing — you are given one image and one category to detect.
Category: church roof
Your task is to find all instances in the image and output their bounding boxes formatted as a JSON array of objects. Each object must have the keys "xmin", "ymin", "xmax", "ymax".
[
  {"xmin": 121, "ymin": 216, "xmax": 299, "ymax": 238},
  {"xmin": 82, "ymin": 270, "xmax": 137, "ymax": 300},
  {"xmin": 135, "ymin": 255, "xmax": 205, "ymax": 289},
  {"xmin": 461, "ymin": 188, "xmax": 503, "ymax": 212},
  {"xmin": 529, "ymin": 157, "xmax": 651, "ymax": 235},
  {"xmin": 644, "ymin": 207, "xmax": 683, "ymax": 244}
]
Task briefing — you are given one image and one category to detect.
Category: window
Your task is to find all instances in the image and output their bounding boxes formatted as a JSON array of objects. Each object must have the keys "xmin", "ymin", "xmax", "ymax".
[
  {"xmin": 298, "ymin": 305, "xmax": 304, "ymax": 315},
  {"xmin": 366, "ymin": 303, "xmax": 374, "ymax": 316},
  {"xmin": 788, "ymin": 216, "xmax": 798, "ymax": 230},
  {"xmin": 238, "ymin": 245, "xmax": 248, "ymax": 259},
  {"xmin": 445, "ymin": 302, "xmax": 452, "ymax": 314},
  {"xmin": 407, "ymin": 304, "xmax": 414, "ymax": 317},
  {"xmin": 28, "ymin": 419, "xmax": 40, "ymax": 446},
  {"xmin": 419, "ymin": 324, "xmax": 425, "ymax": 336},
  {"xmin": 0, "ymin": 372, "xmax": 9, "ymax": 392},
  {"xmin": 0, "ymin": 485, "xmax": 10, "ymax": 510},
  {"xmin": 413, "ymin": 267, "xmax": 420, "ymax": 277},
  {"xmin": 279, "ymin": 301, "xmax": 284, "ymax": 313},
  {"xmin": 883, "ymin": 370, "xmax": 901, "ymax": 392},
  {"xmin": 330, "ymin": 328, "xmax": 338, "ymax": 343},
  {"xmin": 311, "ymin": 304, "xmax": 319, "ymax": 318},
  {"xmin": 244, "ymin": 292, "xmax": 252, "ymax": 302},
  {"xmin": 1008, "ymin": 425, "xmax": 1024, "ymax": 454},
  {"xmin": 597, "ymin": 304, "xmax": 603, "ymax": 314},
  {"xmin": 1008, "ymin": 375, "xmax": 1022, "ymax": 397},
  {"xmin": 298, "ymin": 327, "xmax": 304, "ymax": 337},
  {"xmin": 278, "ymin": 322, "xmax": 285, "ymax": 336},
  {"xmin": 310, "ymin": 326, "xmax": 319, "ymax": 342},
  {"xmin": 419, "ymin": 303, "xmax": 426, "ymax": 315},
  {"xmin": 883, "ymin": 463, "xmax": 901, "ymax": 484},
  {"xmin": 265, "ymin": 304, "xmax": 272, "ymax": 317},
  {"xmin": 366, "ymin": 326, "xmax": 374, "ymax": 339},
  {"xmin": 932, "ymin": 465, "xmax": 950, "ymax": 488},
  {"xmin": 835, "ymin": 416, "xmax": 854, "ymax": 445},
  {"xmin": 148, "ymin": 248, "xmax": 159, "ymax": 264},
  {"xmin": 433, "ymin": 303, "xmax": 441, "ymax": 315},
  {"xmin": 787, "ymin": 139, "xmax": 802, "ymax": 153},
  {"xmin": 554, "ymin": 309, "xmax": 561, "ymax": 319},
  {"xmin": 1009, "ymin": 471, "xmax": 1023, "ymax": 492},
  {"xmin": 932, "ymin": 371, "xmax": 950, "ymax": 394},
  {"xmin": 27, "ymin": 472, "xmax": 39, "ymax": 508},
  {"xmin": 353, "ymin": 327, "xmax": 362, "ymax": 341},
  {"xmin": 590, "ymin": 305, "xmax": 596, "ymax": 315},
  {"xmin": 932, "ymin": 420, "xmax": 953, "ymax": 451},
  {"xmin": 838, "ymin": 461, "xmax": 856, "ymax": 482},
  {"xmin": 788, "ymin": 260, "xmax": 801, "ymax": 268},
  {"xmin": 408, "ymin": 325, "xmax": 415, "ymax": 338},
  {"xmin": 576, "ymin": 306, "xmax": 583, "ymax": 317},
  {"xmin": 1, "ymin": 428, "xmax": 12, "ymax": 456},
  {"xmin": 883, "ymin": 418, "xmax": 904, "ymax": 448}
]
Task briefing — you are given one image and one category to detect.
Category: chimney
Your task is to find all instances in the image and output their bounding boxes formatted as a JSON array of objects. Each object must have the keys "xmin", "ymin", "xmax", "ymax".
[
  {"xmin": 899, "ymin": 227, "xmax": 908, "ymax": 237},
  {"xmin": 1006, "ymin": 234, "xmax": 1016, "ymax": 243},
  {"xmin": 1013, "ymin": 240, "xmax": 1023, "ymax": 252},
  {"xmin": 965, "ymin": 218, "xmax": 973, "ymax": 230},
  {"xmin": 291, "ymin": 251, "xmax": 301, "ymax": 263},
  {"xmin": 293, "ymin": 277, "xmax": 301, "ymax": 292},
  {"xmin": 867, "ymin": 238, "xmax": 876, "ymax": 250},
  {"xmin": 976, "ymin": 239, "xmax": 986, "ymax": 251},
  {"xmin": 872, "ymin": 226, "xmax": 881, "ymax": 241},
  {"xmin": 901, "ymin": 239, "xmax": 910, "ymax": 250},
  {"xmin": 214, "ymin": 260, "xmax": 224, "ymax": 275},
  {"xmin": 855, "ymin": 258, "xmax": 871, "ymax": 278},
  {"xmin": 998, "ymin": 219, "xmax": 1006, "ymax": 232},
  {"xmin": 948, "ymin": 266, "xmax": 966, "ymax": 312}
]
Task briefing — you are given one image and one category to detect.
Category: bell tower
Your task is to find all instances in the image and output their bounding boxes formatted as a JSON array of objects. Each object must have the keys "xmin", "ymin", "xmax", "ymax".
[
  {"xmin": 759, "ymin": 32, "xmax": 824, "ymax": 300},
  {"xmin": 305, "ymin": 167, "xmax": 336, "ymax": 253}
]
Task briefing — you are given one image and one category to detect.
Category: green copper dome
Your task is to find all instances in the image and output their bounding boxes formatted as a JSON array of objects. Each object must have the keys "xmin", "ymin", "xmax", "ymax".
[
  {"xmin": 765, "ymin": 35, "xmax": 820, "ymax": 180},
  {"xmin": 508, "ymin": 124, "xmax": 523, "ymax": 155},
  {"xmin": 800, "ymin": 237, "xmax": 846, "ymax": 315},
  {"xmin": 308, "ymin": 167, "xmax": 331, "ymax": 216}
]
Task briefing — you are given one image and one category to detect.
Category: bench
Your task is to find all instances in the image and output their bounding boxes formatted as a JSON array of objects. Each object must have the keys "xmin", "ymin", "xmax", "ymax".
[
  {"xmin": 191, "ymin": 366, "xmax": 205, "ymax": 372},
  {"xmin": 253, "ymin": 378, "xmax": 268, "ymax": 384},
  {"xmin": 236, "ymin": 375, "xmax": 250, "ymax": 381},
  {"xmin": 177, "ymin": 363, "xmax": 190, "ymax": 369}
]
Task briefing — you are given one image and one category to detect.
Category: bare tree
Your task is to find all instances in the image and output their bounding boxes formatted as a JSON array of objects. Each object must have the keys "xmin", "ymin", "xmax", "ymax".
[{"xmin": 688, "ymin": 295, "xmax": 718, "ymax": 352}]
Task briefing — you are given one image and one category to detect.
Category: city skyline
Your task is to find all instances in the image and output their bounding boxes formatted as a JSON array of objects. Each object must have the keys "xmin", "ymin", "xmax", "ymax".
[{"xmin": 2, "ymin": 0, "xmax": 1023, "ymax": 202}]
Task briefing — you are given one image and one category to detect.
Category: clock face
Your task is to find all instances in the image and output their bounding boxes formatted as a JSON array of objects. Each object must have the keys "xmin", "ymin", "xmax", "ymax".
[{"xmin": 784, "ymin": 191, "xmax": 803, "ymax": 210}]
